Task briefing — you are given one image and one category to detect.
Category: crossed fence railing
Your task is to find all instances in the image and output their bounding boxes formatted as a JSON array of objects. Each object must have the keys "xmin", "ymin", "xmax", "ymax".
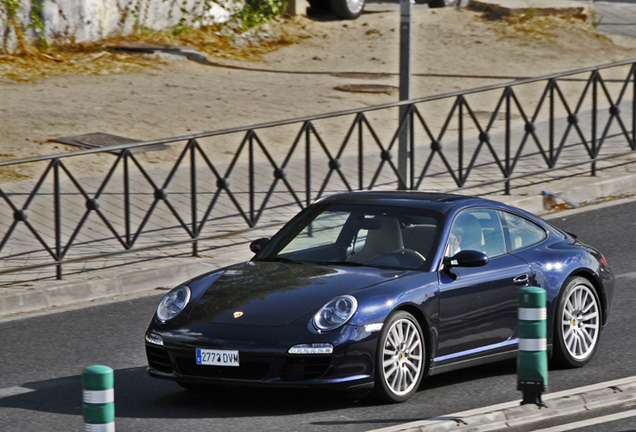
[{"xmin": 2, "ymin": 59, "xmax": 636, "ymax": 280}]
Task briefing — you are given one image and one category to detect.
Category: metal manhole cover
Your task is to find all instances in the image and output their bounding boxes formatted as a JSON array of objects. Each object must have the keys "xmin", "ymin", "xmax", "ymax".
[
  {"xmin": 332, "ymin": 72, "xmax": 393, "ymax": 80},
  {"xmin": 50, "ymin": 132, "xmax": 168, "ymax": 154},
  {"xmin": 334, "ymin": 84, "xmax": 399, "ymax": 94}
]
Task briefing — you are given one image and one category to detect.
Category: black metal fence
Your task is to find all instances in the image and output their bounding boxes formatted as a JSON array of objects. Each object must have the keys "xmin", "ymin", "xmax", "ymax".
[{"xmin": 2, "ymin": 59, "xmax": 636, "ymax": 279}]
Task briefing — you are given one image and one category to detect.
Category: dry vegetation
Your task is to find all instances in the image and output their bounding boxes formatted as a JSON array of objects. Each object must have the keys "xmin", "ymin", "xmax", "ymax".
[
  {"xmin": 0, "ymin": 17, "xmax": 304, "ymax": 82},
  {"xmin": 479, "ymin": 10, "xmax": 608, "ymax": 43},
  {"xmin": 0, "ymin": 9, "xmax": 606, "ymax": 83}
]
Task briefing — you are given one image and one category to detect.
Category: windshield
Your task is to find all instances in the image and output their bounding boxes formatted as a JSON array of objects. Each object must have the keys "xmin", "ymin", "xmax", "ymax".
[{"xmin": 255, "ymin": 203, "xmax": 443, "ymax": 271}]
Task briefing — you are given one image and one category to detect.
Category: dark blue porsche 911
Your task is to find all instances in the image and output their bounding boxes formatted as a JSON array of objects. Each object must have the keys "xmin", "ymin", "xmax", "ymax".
[{"xmin": 145, "ymin": 191, "xmax": 614, "ymax": 403}]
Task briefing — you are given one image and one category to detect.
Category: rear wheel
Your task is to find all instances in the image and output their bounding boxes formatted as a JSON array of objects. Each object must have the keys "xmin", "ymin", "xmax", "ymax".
[
  {"xmin": 553, "ymin": 277, "xmax": 601, "ymax": 368},
  {"xmin": 329, "ymin": 0, "xmax": 365, "ymax": 19},
  {"xmin": 374, "ymin": 311, "xmax": 425, "ymax": 403}
]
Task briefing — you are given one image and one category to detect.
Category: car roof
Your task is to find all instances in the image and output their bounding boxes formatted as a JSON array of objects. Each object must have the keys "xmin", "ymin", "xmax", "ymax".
[
  {"xmin": 315, "ymin": 190, "xmax": 506, "ymax": 214},
  {"xmin": 315, "ymin": 190, "xmax": 565, "ymax": 236}
]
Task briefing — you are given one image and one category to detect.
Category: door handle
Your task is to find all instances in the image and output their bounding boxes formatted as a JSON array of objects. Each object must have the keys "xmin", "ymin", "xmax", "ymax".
[{"xmin": 513, "ymin": 274, "xmax": 529, "ymax": 286}]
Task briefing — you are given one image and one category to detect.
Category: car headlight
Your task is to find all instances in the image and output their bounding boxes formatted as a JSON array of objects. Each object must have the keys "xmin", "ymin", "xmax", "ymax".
[
  {"xmin": 156, "ymin": 286, "xmax": 191, "ymax": 322},
  {"xmin": 313, "ymin": 295, "xmax": 358, "ymax": 331}
]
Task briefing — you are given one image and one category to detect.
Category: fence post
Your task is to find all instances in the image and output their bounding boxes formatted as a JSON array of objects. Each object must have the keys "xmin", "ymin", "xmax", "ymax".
[
  {"xmin": 517, "ymin": 286, "xmax": 548, "ymax": 406},
  {"xmin": 398, "ymin": 0, "xmax": 412, "ymax": 190},
  {"xmin": 83, "ymin": 365, "xmax": 115, "ymax": 431}
]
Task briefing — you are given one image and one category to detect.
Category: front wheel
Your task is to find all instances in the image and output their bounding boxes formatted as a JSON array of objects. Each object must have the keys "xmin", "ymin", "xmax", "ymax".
[
  {"xmin": 329, "ymin": 0, "xmax": 365, "ymax": 20},
  {"xmin": 553, "ymin": 277, "xmax": 601, "ymax": 368},
  {"xmin": 374, "ymin": 311, "xmax": 425, "ymax": 403}
]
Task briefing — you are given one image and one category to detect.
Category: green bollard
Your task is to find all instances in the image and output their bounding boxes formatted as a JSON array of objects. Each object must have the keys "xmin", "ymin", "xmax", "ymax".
[
  {"xmin": 517, "ymin": 286, "xmax": 548, "ymax": 406},
  {"xmin": 83, "ymin": 365, "xmax": 115, "ymax": 431}
]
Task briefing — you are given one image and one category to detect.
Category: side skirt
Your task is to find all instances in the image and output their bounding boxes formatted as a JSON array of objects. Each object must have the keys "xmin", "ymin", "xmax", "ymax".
[{"xmin": 428, "ymin": 339, "xmax": 554, "ymax": 376}]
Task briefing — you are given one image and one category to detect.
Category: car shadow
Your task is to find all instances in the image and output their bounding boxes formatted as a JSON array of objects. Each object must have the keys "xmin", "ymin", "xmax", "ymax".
[
  {"xmin": 306, "ymin": 6, "xmax": 386, "ymax": 22},
  {"xmin": 0, "ymin": 360, "xmax": 519, "ymax": 420},
  {"xmin": 0, "ymin": 366, "xmax": 375, "ymax": 419}
]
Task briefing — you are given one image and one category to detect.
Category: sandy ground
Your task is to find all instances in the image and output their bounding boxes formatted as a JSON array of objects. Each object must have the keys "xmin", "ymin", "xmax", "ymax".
[{"xmin": 1, "ymin": 6, "xmax": 636, "ymax": 181}]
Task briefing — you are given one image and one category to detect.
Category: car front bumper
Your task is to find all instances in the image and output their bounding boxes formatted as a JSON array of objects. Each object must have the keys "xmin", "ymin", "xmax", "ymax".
[{"xmin": 145, "ymin": 321, "xmax": 379, "ymax": 392}]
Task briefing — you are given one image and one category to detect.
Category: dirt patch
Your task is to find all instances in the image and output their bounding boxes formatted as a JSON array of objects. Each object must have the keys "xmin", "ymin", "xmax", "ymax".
[{"xmin": 0, "ymin": 7, "xmax": 635, "ymax": 182}]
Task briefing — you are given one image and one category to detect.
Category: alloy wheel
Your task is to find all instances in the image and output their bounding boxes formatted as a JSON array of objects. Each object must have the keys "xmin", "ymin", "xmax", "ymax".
[
  {"xmin": 379, "ymin": 314, "xmax": 424, "ymax": 399},
  {"xmin": 560, "ymin": 283, "xmax": 600, "ymax": 361}
]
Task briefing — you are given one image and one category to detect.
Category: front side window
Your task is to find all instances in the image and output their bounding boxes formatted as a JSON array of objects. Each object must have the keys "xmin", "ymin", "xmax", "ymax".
[
  {"xmin": 503, "ymin": 212, "xmax": 547, "ymax": 251},
  {"xmin": 446, "ymin": 209, "xmax": 506, "ymax": 258}
]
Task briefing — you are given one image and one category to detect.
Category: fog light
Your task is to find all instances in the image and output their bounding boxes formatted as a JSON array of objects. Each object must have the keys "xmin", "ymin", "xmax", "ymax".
[
  {"xmin": 288, "ymin": 343, "xmax": 333, "ymax": 355},
  {"xmin": 145, "ymin": 332, "xmax": 164, "ymax": 346}
]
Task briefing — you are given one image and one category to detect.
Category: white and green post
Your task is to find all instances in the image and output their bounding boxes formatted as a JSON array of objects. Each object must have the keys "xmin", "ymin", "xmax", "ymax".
[
  {"xmin": 517, "ymin": 286, "xmax": 548, "ymax": 406},
  {"xmin": 83, "ymin": 365, "xmax": 115, "ymax": 431}
]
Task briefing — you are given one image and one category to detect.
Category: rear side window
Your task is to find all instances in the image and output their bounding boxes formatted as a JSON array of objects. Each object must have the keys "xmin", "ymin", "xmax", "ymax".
[{"xmin": 503, "ymin": 212, "xmax": 547, "ymax": 251}]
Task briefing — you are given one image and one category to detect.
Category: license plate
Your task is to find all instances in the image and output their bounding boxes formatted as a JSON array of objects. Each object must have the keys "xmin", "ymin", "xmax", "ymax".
[{"xmin": 196, "ymin": 348, "xmax": 240, "ymax": 367}]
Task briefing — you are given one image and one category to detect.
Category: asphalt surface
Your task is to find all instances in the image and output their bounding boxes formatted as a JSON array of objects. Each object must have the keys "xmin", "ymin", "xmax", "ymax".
[
  {"xmin": 1, "ymin": 197, "xmax": 636, "ymax": 432},
  {"xmin": 593, "ymin": 0, "xmax": 636, "ymax": 38}
]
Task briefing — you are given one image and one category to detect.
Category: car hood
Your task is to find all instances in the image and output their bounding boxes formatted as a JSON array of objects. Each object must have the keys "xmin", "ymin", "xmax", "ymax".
[{"xmin": 188, "ymin": 260, "xmax": 406, "ymax": 326}]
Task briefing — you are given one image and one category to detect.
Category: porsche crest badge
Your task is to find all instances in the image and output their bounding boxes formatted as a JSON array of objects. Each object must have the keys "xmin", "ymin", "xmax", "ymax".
[{"xmin": 233, "ymin": 311, "xmax": 244, "ymax": 319}]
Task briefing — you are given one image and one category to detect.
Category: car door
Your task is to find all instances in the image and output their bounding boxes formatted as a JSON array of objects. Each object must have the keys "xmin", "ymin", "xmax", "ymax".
[{"xmin": 436, "ymin": 208, "xmax": 530, "ymax": 358}]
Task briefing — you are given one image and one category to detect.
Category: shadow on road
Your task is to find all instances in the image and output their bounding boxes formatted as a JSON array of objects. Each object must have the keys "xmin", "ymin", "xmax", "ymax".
[
  {"xmin": 0, "ymin": 366, "xmax": 372, "ymax": 419},
  {"xmin": 0, "ymin": 360, "xmax": 518, "ymax": 421}
]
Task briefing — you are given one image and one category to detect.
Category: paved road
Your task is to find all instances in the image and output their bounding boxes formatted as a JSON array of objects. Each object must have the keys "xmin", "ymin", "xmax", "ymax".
[
  {"xmin": 1, "ymin": 198, "xmax": 636, "ymax": 432},
  {"xmin": 591, "ymin": 0, "xmax": 636, "ymax": 38}
]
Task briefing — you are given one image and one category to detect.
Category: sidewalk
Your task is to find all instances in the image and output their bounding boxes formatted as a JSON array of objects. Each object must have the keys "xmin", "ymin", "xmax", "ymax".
[
  {"xmin": 367, "ymin": 375, "xmax": 636, "ymax": 432},
  {"xmin": 1, "ymin": 154, "xmax": 634, "ymax": 319}
]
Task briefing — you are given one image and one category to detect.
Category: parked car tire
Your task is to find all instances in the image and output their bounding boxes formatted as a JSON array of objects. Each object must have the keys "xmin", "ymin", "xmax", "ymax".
[
  {"xmin": 329, "ymin": 0, "xmax": 365, "ymax": 20},
  {"xmin": 374, "ymin": 311, "xmax": 425, "ymax": 403},
  {"xmin": 430, "ymin": 0, "xmax": 459, "ymax": 7},
  {"xmin": 308, "ymin": 0, "xmax": 330, "ymax": 10},
  {"xmin": 552, "ymin": 277, "xmax": 601, "ymax": 368}
]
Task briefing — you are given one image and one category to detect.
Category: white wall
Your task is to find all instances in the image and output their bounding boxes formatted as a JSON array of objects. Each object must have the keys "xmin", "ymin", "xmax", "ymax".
[{"xmin": 1, "ymin": 0, "xmax": 240, "ymax": 52}]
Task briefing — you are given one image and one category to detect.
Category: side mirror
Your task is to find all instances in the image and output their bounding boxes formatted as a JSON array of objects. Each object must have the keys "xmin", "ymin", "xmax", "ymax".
[
  {"xmin": 446, "ymin": 250, "xmax": 489, "ymax": 268},
  {"xmin": 249, "ymin": 238, "xmax": 270, "ymax": 254}
]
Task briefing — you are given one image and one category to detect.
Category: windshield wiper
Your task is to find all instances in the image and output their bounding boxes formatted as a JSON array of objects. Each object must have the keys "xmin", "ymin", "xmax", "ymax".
[{"xmin": 313, "ymin": 260, "xmax": 373, "ymax": 268}]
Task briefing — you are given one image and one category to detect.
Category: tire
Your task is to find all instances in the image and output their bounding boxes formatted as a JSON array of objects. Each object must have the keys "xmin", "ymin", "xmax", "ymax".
[
  {"xmin": 329, "ymin": 0, "xmax": 365, "ymax": 20},
  {"xmin": 308, "ymin": 0, "xmax": 330, "ymax": 11},
  {"xmin": 429, "ymin": 0, "xmax": 459, "ymax": 8},
  {"xmin": 552, "ymin": 277, "xmax": 601, "ymax": 368},
  {"xmin": 374, "ymin": 311, "xmax": 425, "ymax": 403}
]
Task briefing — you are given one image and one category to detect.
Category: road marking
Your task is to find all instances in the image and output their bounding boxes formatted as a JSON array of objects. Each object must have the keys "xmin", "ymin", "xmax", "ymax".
[
  {"xmin": 530, "ymin": 408, "xmax": 636, "ymax": 432},
  {"xmin": 616, "ymin": 271, "xmax": 636, "ymax": 280},
  {"xmin": 0, "ymin": 386, "xmax": 36, "ymax": 399}
]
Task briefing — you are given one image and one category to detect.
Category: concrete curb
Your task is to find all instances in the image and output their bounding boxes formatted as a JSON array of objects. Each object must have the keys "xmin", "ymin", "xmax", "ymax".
[
  {"xmin": 467, "ymin": 0, "xmax": 590, "ymax": 18},
  {"xmin": 367, "ymin": 376, "xmax": 636, "ymax": 432},
  {"xmin": 494, "ymin": 171, "xmax": 636, "ymax": 216},
  {"xmin": 0, "ymin": 259, "xmax": 217, "ymax": 317}
]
